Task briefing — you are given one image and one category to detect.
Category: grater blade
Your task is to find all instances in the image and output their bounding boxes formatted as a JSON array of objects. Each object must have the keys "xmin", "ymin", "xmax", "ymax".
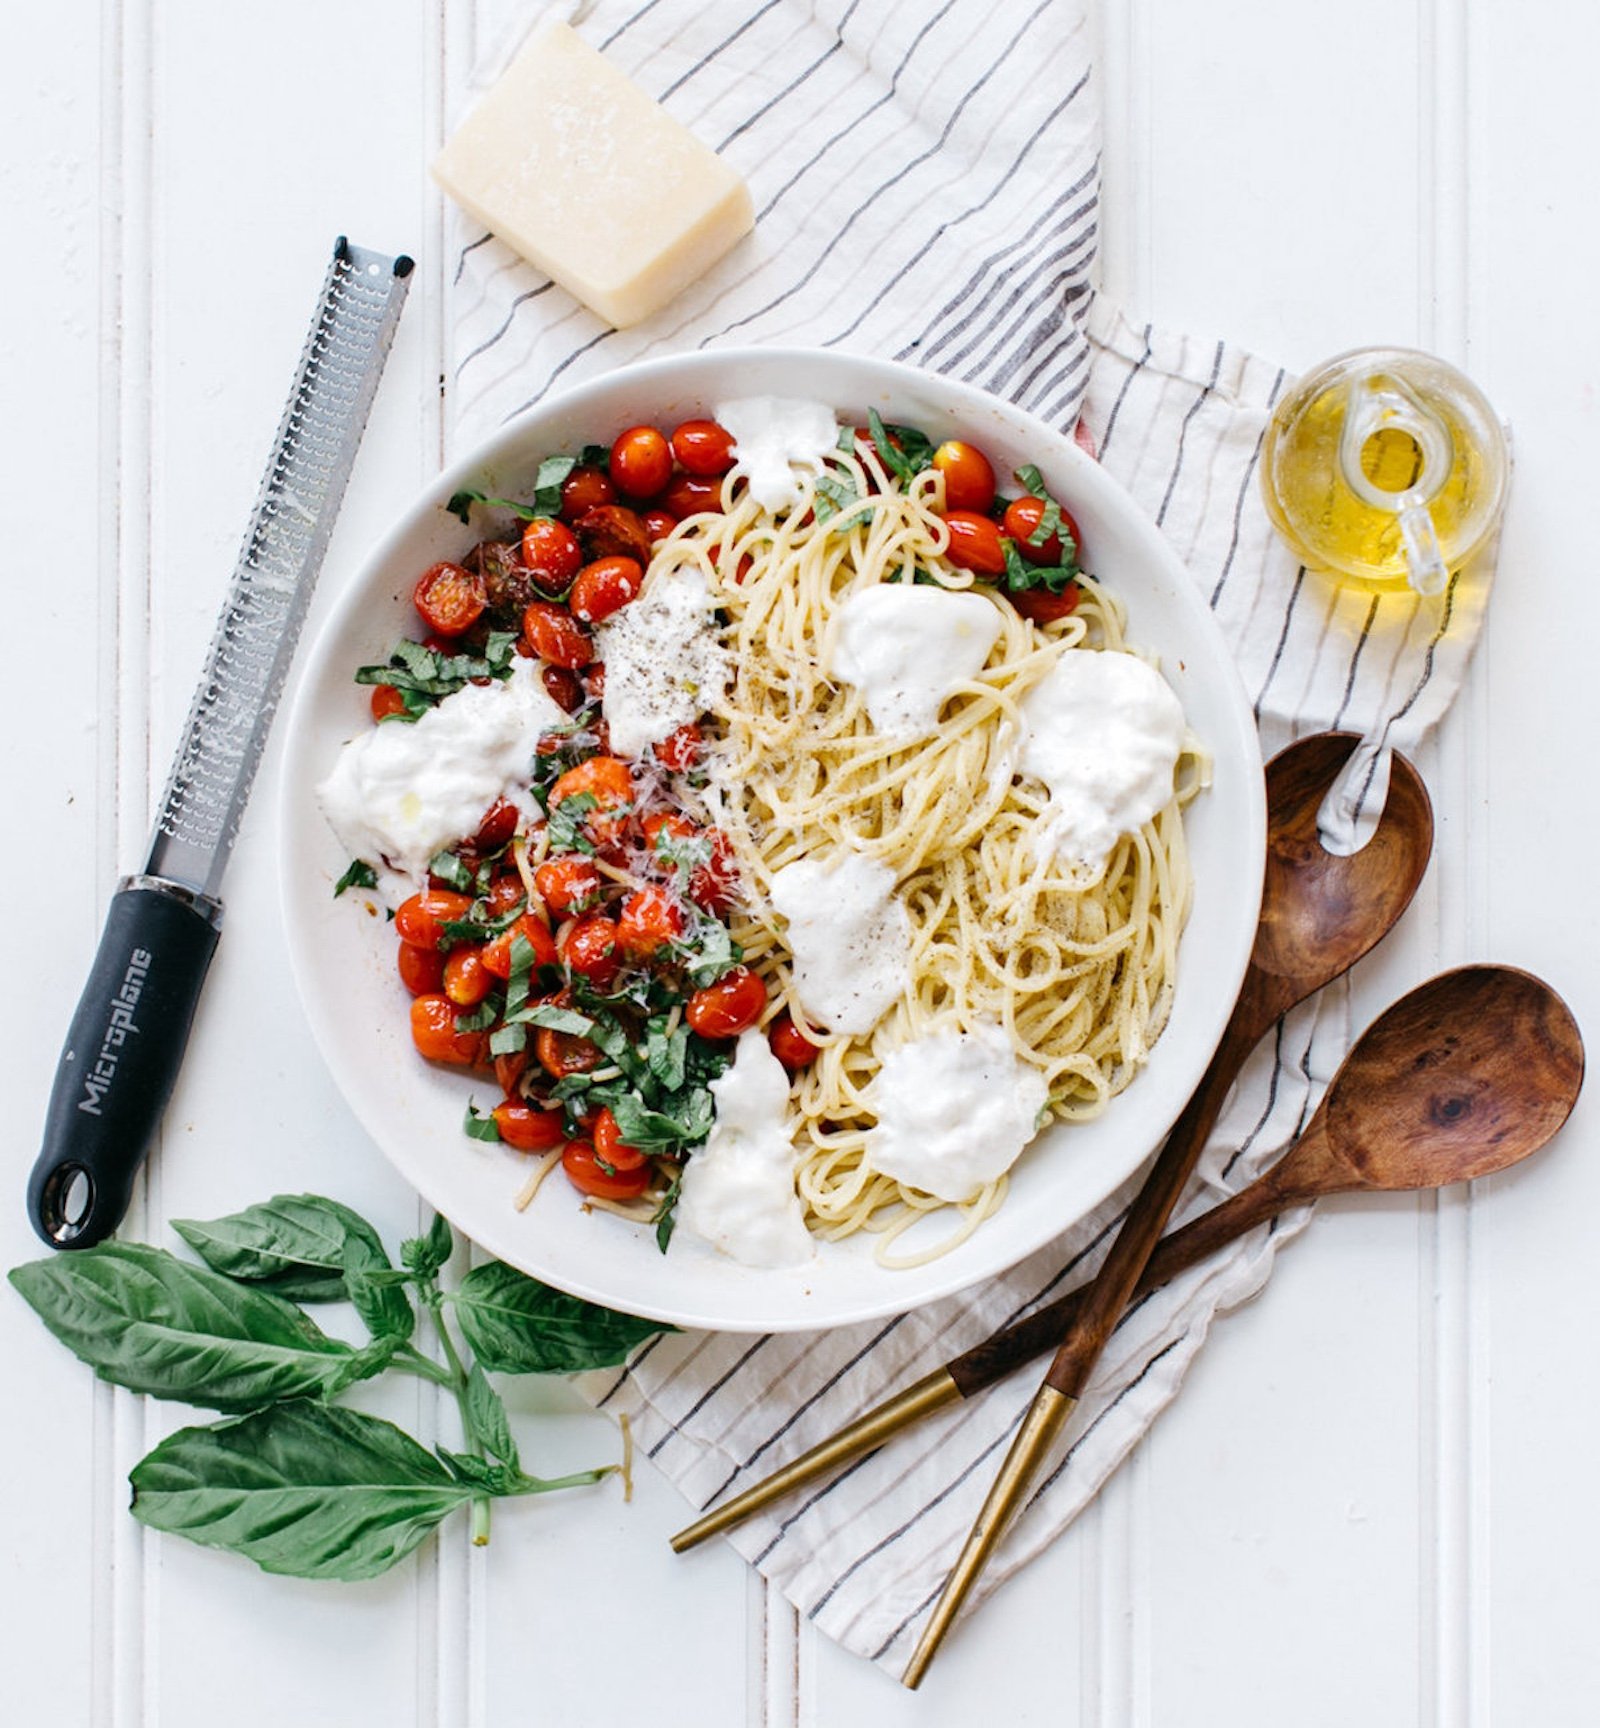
[{"xmin": 142, "ymin": 238, "xmax": 411, "ymax": 900}]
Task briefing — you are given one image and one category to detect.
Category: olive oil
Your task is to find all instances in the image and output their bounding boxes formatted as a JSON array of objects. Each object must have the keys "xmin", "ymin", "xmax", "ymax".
[{"xmin": 1261, "ymin": 349, "xmax": 1507, "ymax": 594}]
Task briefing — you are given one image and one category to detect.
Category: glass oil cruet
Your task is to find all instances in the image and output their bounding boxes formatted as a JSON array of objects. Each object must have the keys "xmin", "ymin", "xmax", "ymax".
[{"xmin": 1260, "ymin": 347, "xmax": 1508, "ymax": 595}]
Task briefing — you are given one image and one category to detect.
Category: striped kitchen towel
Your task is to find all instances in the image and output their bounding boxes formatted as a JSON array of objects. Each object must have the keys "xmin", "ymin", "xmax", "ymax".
[{"xmin": 443, "ymin": 0, "xmax": 1496, "ymax": 1671}]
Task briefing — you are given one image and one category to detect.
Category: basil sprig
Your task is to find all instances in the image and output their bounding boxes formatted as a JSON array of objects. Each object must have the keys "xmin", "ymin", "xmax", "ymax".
[
  {"xmin": 1004, "ymin": 463, "xmax": 1082, "ymax": 594},
  {"xmin": 447, "ymin": 454, "xmax": 583, "ymax": 526},
  {"xmin": 9, "ymin": 1196, "xmax": 667, "ymax": 1578}
]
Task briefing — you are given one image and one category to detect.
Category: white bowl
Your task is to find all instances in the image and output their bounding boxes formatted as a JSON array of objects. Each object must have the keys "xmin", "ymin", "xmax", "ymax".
[{"xmin": 278, "ymin": 348, "xmax": 1264, "ymax": 1333}]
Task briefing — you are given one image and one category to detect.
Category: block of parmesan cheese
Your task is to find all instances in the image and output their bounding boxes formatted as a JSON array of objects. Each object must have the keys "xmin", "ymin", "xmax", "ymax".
[{"xmin": 432, "ymin": 23, "xmax": 754, "ymax": 328}]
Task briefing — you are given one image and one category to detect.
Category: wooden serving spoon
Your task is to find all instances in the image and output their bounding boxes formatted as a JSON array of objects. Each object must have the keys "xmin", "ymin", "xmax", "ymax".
[
  {"xmin": 670, "ymin": 965, "xmax": 1582, "ymax": 1553},
  {"xmin": 901, "ymin": 729, "xmax": 1434, "ymax": 1686}
]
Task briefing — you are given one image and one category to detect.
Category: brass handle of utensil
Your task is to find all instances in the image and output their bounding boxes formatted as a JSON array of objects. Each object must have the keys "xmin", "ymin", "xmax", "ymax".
[{"xmin": 901, "ymin": 1384, "xmax": 1076, "ymax": 1690}]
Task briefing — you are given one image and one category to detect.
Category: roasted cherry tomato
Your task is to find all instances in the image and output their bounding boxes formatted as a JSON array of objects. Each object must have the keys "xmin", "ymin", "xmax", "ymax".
[
  {"xmin": 616, "ymin": 884, "xmax": 686, "ymax": 958},
  {"xmin": 932, "ymin": 440, "xmax": 996, "ymax": 513},
  {"xmin": 685, "ymin": 966, "xmax": 767, "ymax": 1039},
  {"xmin": 569, "ymin": 555, "xmax": 644, "ymax": 624},
  {"xmin": 482, "ymin": 912, "xmax": 559, "ymax": 980},
  {"xmin": 559, "ymin": 914, "xmax": 621, "ymax": 989},
  {"xmin": 768, "ymin": 1012, "xmax": 822, "ymax": 1070},
  {"xmin": 609, "ymin": 425, "xmax": 673, "ymax": 499},
  {"xmin": 688, "ymin": 829, "xmax": 739, "ymax": 914},
  {"xmin": 653, "ymin": 722, "xmax": 701, "ymax": 771},
  {"xmin": 522, "ymin": 599, "xmax": 593, "ymax": 669},
  {"xmin": 1007, "ymin": 584, "xmax": 1081, "ymax": 626},
  {"xmin": 559, "ymin": 465, "xmax": 616, "ymax": 522},
  {"xmin": 413, "ymin": 561, "xmax": 487, "ymax": 638},
  {"xmin": 548, "ymin": 755, "xmax": 635, "ymax": 848},
  {"xmin": 942, "ymin": 511, "xmax": 1007, "ymax": 576},
  {"xmin": 492, "ymin": 1100, "xmax": 566, "ymax": 1153},
  {"xmin": 660, "ymin": 473, "xmax": 723, "ymax": 520},
  {"xmin": 397, "ymin": 942, "xmax": 445, "ymax": 996},
  {"xmin": 561, "ymin": 1136, "xmax": 652, "ymax": 1199},
  {"xmin": 642, "ymin": 811, "xmax": 696, "ymax": 858},
  {"xmin": 519, "ymin": 517, "xmax": 584, "ymax": 592},
  {"xmin": 1002, "ymin": 495, "xmax": 1082, "ymax": 566},
  {"xmin": 593, "ymin": 1106, "xmax": 649, "ymax": 1171},
  {"xmin": 541, "ymin": 664, "xmax": 585, "ymax": 712},
  {"xmin": 370, "ymin": 683, "xmax": 409, "ymax": 722},
  {"xmin": 583, "ymin": 661, "xmax": 607, "ymax": 703},
  {"xmin": 536, "ymin": 1027, "xmax": 604, "ymax": 1080},
  {"xmin": 534, "ymin": 855, "xmax": 602, "ymax": 918},
  {"xmin": 641, "ymin": 508, "xmax": 678, "ymax": 543},
  {"xmin": 395, "ymin": 890, "xmax": 474, "ymax": 949},
  {"xmin": 443, "ymin": 945, "xmax": 494, "ymax": 1008},
  {"xmin": 484, "ymin": 873, "xmax": 525, "ymax": 917},
  {"xmin": 475, "ymin": 797, "xmax": 519, "ymax": 852},
  {"xmin": 494, "ymin": 1046, "xmax": 528, "ymax": 1096},
  {"xmin": 410, "ymin": 994, "xmax": 486, "ymax": 1065},
  {"xmin": 670, "ymin": 418, "xmax": 737, "ymax": 477}
]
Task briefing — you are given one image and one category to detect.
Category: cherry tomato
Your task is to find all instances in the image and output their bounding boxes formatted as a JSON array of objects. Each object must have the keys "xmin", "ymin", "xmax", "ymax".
[
  {"xmin": 689, "ymin": 829, "xmax": 740, "ymax": 914},
  {"xmin": 370, "ymin": 683, "xmax": 409, "ymax": 722},
  {"xmin": 443, "ymin": 945, "xmax": 494, "ymax": 1008},
  {"xmin": 561, "ymin": 1137, "xmax": 652, "ymax": 1200},
  {"xmin": 575, "ymin": 503, "xmax": 653, "ymax": 566},
  {"xmin": 769, "ymin": 1012, "xmax": 822, "ymax": 1070},
  {"xmin": 616, "ymin": 884, "xmax": 686, "ymax": 958},
  {"xmin": 519, "ymin": 517, "xmax": 584, "ymax": 592},
  {"xmin": 642, "ymin": 811, "xmax": 696, "ymax": 857},
  {"xmin": 1001, "ymin": 495, "xmax": 1082, "ymax": 566},
  {"xmin": 559, "ymin": 465, "xmax": 616, "ymax": 522},
  {"xmin": 609, "ymin": 425, "xmax": 673, "ymax": 499},
  {"xmin": 522, "ymin": 600, "xmax": 593, "ymax": 669},
  {"xmin": 593, "ymin": 1106, "xmax": 648, "ymax": 1171},
  {"xmin": 535, "ymin": 855, "xmax": 602, "ymax": 918},
  {"xmin": 1007, "ymin": 584, "xmax": 1081, "ymax": 626},
  {"xmin": 494, "ymin": 1047, "xmax": 528, "ymax": 1097},
  {"xmin": 932, "ymin": 441, "xmax": 996, "ymax": 513},
  {"xmin": 685, "ymin": 966, "xmax": 767, "ymax": 1039},
  {"xmin": 583, "ymin": 661, "xmax": 607, "ymax": 703},
  {"xmin": 541, "ymin": 664, "xmax": 585, "ymax": 712},
  {"xmin": 559, "ymin": 914, "xmax": 621, "ymax": 989},
  {"xmin": 569, "ymin": 556, "xmax": 644, "ymax": 624},
  {"xmin": 492, "ymin": 1101, "xmax": 566, "ymax": 1153},
  {"xmin": 641, "ymin": 508, "xmax": 678, "ymax": 543},
  {"xmin": 943, "ymin": 511, "xmax": 1007, "ymax": 576},
  {"xmin": 395, "ymin": 890, "xmax": 474, "ymax": 949},
  {"xmin": 484, "ymin": 873, "xmax": 525, "ymax": 917},
  {"xmin": 413, "ymin": 561, "xmax": 487, "ymax": 638},
  {"xmin": 670, "ymin": 419, "xmax": 737, "ymax": 477},
  {"xmin": 397, "ymin": 942, "xmax": 445, "ymax": 996},
  {"xmin": 660, "ymin": 473, "xmax": 723, "ymax": 519},
  {"xmin": 410, "ymin": 994, "xmax": 487, "ymax": 1066},
  {"xmin": 548, "ymin": 756, "xmax": 635, "ymax": 848},
  {"xmin": 654, "ymin": 722, "xmax": 701, "ymax": 771},
  {"xmin": 475, "ymin": 797, "xmax": 519, "ymax": 852},
  {"xmin": 536, "ymin": 1027, "xmax": 603, "ymax": 1079},
  {"xmin": 482, "ymin": 912, "xmax": 559, "ymax": 980}
]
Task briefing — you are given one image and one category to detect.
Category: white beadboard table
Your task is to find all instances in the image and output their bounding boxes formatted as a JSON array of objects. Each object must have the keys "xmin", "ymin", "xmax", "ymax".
[{"xmin": 5, "ymin": 3, "xmax": 1597, "ymax": 1724}]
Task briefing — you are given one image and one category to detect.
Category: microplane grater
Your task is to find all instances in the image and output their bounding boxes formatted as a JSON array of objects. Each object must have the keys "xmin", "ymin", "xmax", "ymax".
[{"xmin": 29, "ymin": 237, "xmax": 412, "ymax": 1249}]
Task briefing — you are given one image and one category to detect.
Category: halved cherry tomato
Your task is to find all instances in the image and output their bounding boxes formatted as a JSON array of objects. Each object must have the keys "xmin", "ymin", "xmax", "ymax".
[
  {"xmin": 654, "ymin": 722, "xmax": 701, "ymax": 771},
  {"xmin": 583, "ymin": 661, "xmax": 607, "ymax": 703},
  {"xmin": 395, "ymin": 890, "xmax": 474, "ymax": 949},
  {"xmin": 410, "ymin": 994, "xmax": 487, "ymax": 1065},
  {"xmin": 443, "ymin": 945, "xmax": 494, "ymax": 1007},
  {"xmin": 561, "ymin": 1136, "xmax": 652, "ymax": 1199},
  {"xmin": 413, "ymin": 561, "xmax": 487, "ymax": 637},
  {"xmin": 484, "ymin": 873, "xmax": 525, "ymax": 917},
  {"xmin": 685, "ymin": 966, "xmax": 767, "ymax": 1039},
  {"xmin": 494, "ymin": 1047, "xmax": 528, "ymax": 1097},
  {"xmin": 397, "ymin": 942, "xmax": 445, "ymax": 996},
  {"xmin": 943, "ymin": 511, "xmax": 1007, "ymax": 576},
  {"xmin": 616, "ymin": 884, "xmax": 686, "ymax": 958},
  {"xmin": 593, "ymin": 1106, "xmax": 648, "ymax": 1171},
  {"xmin": 689, "ymin": 829, "xmax": 739, "ymax": 914},
  {"xmin": 1001, "ymin": 495, "xmax": 1082, "ymax": 567},
  {"xmin": 1007, "ymin": 584, "xmax": 1081, "ymax": 626},
  {"xmin": 560, "ymin": 465, "xmax": 616, "ymax": 522},
  {"xmin": 609, "ymin": 425, "xmax": 673, "ymax": 499},
  {"xmin": 536, "ymin": 1027, "xmax": 604, "ymax": 1079},
  {"xmin": 475, "ymin": 797, "xmax": 519, "ymax": 852},
  {"xmin": 670, "ymin": 419, "xmax": 737, "ymax": 477},
  {"xmin": 519, "ymin": 517, "xmax": 583, "ymax": 592},
  {"xmin": 548, "ymin": 756, "xmax": 635, "ymax": 848},
  {"xmin": 569, "ymin": 556, "xmax": 644, "ymax": 623},
  {"xmin": 660, "ymin": 473, "xmax": 723, "ymax": 519},
  {"xmin": 370, "ymin": 683, "xmax": 409, "ymax": 722},
  {"xmin": 559, "ymin": 914, "xmax": 621, "ymax": 989},
  {"xmin": 541, "ymin": 665, "xmax": 585, "ymax": 712},
  {"xmin": 522, "ymin": 600, "xmax": 593, "ymax": 669},
  {"xmin": 534, "ymin": 855, "xmax": 602, "ymax": 918},
  {"xmin": 492, "ymin": 1100, "xmax": 566, "ymax": 1153},
  {"xmin": 768, "ymin": 1012, "xmax": 822, "ymax": 1070},
  {"xmin": 932, "ymin": 441, "xmax": 996, "ymax": 513},
  {"xmin": 641, "ymin": 508, "xmax": 678, "ymax": 543},
  {"xmin": 482, "ymin": 912, "xmax": 559, "ymax": 980}
]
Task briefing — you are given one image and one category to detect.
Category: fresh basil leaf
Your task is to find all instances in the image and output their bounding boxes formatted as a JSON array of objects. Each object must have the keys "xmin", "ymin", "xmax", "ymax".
[
  {"xmin": 466, "ymin": 1362, "xmax": 520, "ymax": 1471},
  {"xmin": 451, "ymin": 1262, "xmax": 666, "ymax": 1374},
  {"xmin": 333, "ymin": 860, "xmax": 377, "ymax": 898},
  {"xmin": 453, "ymin": 997, "xmax": 502, "ymax": 1034},
  {"xmin": 343, "ymin": 1239, "xmax": 415, "ymax": 1345},
  {"xmin": 653, "ymin": 1175, "xmax": 682, "ymax": 1255},
  {"xmin": 518, "ymin": 1003, "xmax": 595, "ymax": 1037},
  {"xmin": 489, "ymin": 1022, "xmax": 528, "ymax": 1056},
  {"xmin": 446, "ymin": 488, "xmax": 540, "ymax": 524},
  {"xmin": 813, "ymin": 471, "xmax": 863, "ymax": 523},
  {"xmin": 545, "ymin": 790, "xmax": 599, "ymax": 856},
  {"xmin": 427, "ymin": 849, "xmax": 476, "ymax": 893},
  {"xmin": 464, "ymin": 1100, "xmax": 502, "ymax": 1143},
  {"xmin": 609, "ymin": 1086, "xmax": 714, "ymax": 1153},
  {"xmin": 129, "ymin": 1402, "xmax": 481, "ymax": 1581},
  {"xmin": 530, "ymin": 455, "xmax": 577, "ymax": 517},
  {"xmin": 170, "ymin": 1194, "xmax": 388, "ymax": 1303},
  {"xmin": 644, "ymin": 1015, "xmax": 689, "ymax": 1093},
  {"xmin": 9, "ymin": 1244, "xmax": 368, "ymax": 1411},
  {"xmin": 436, "ymin": 1448, "xmax": 507, "ymax": 1491},
  {"xmin": 400, "ymin": 1213, "xmax": 456, "ymax": 1280},
  {"xmin": 671, "ymin": 915, "xmax": 743, "ymax": 989},
  {"xmin": 578, "ymin": 443, "xmax": 610, "ymax": 469}
]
